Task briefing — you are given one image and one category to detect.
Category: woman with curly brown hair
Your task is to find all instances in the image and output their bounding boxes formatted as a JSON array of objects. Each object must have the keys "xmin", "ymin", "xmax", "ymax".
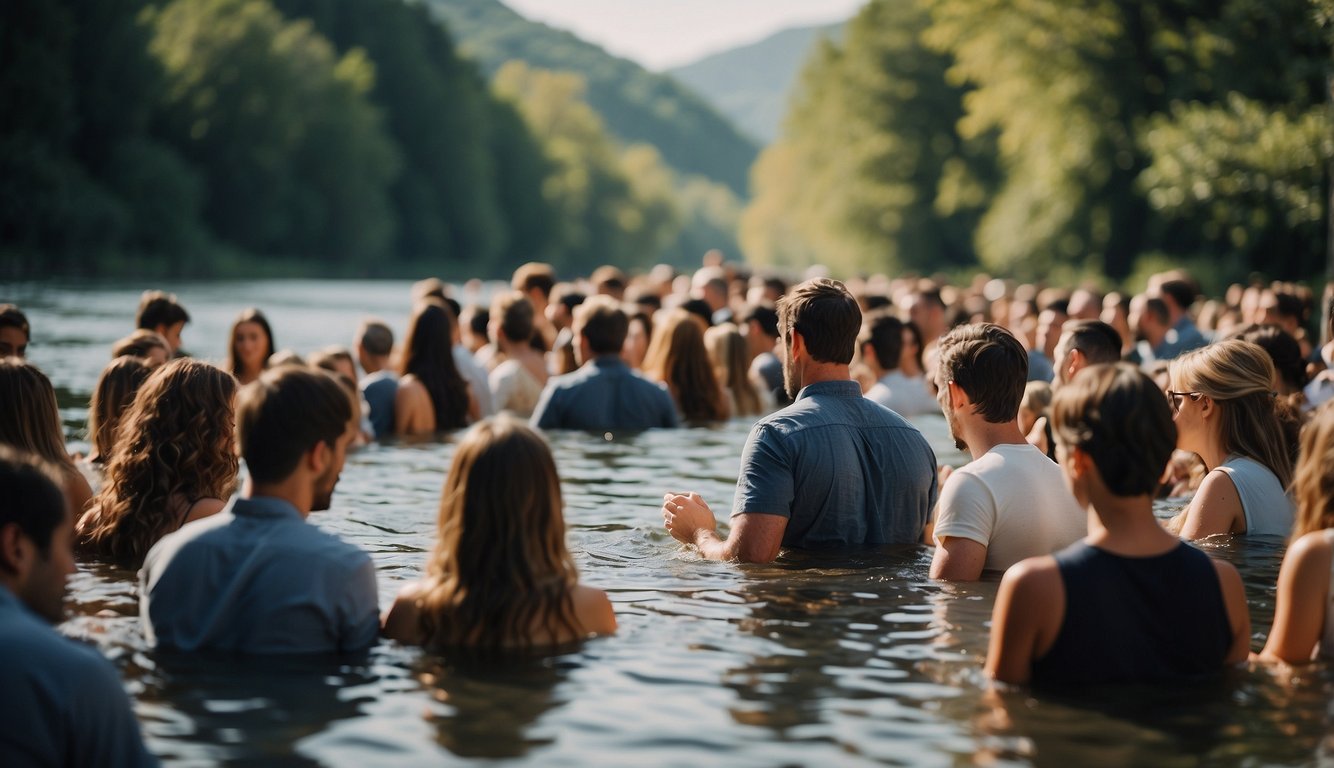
[
  {"xmin": 641, "ymin": 308, "xmax": 730, "ymax": 423},
  {"xmin": 76, "ymin": 358, "xmax": 239, "ymax": 565},
  {"xmin": 0, "ymin": 358, "xmax": 94, "ymax": 517},
  {"xmin": 382, "ymin": 417, "xmax": 615, "ymax": 650}
]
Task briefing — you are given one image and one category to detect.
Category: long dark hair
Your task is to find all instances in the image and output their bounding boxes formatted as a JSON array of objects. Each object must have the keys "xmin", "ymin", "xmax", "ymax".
[
  {"xmin": 225, "ymin": 307, "xmax": 275, "ymax": 379},
  {"xmin": 399, "ymin": 300, "xmax": 470, "ymax": 431}
]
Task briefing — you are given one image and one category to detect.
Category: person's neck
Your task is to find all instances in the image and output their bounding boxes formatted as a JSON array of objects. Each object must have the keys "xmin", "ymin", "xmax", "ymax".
[
  {"xmin": 1144, "ymin": 327, "xmax": 1166, "ymax": 347},
  {"xmin": 961, "ymin": 419, "xmax": 1028, "ymax": 461},
  {"xmin": 1084, "ymin": 490, "xmax": 1178, "ymax": 556},
  {"xmin": 363, "ymin": 357, "xmax": 387, "ymax": 375},
  {"xmin": 799, "ymin": 362, "xmax": 852, "ymax": 388},
  {"xmin": 248, "ymin": 480, "xmax": 312, "ymax": 519},
  {"xmin": 1194, "ymin": 441, "xmax": 1229, "ymax": 473}
]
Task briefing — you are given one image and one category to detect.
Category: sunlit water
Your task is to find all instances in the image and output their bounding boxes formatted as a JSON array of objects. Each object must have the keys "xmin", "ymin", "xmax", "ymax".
[{"xmin": 3, "ymin": 280, "xmax": 1329, "ymax": 766}]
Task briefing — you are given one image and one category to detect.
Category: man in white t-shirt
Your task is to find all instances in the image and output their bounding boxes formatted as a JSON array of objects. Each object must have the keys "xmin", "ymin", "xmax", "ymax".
[{"xmin": 930, "ymin": 323, "xmax": 1086, "ymax": 581}]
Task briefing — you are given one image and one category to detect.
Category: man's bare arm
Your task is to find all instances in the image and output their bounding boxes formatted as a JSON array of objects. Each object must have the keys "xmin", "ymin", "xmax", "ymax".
[{"xmin": 662, "ymin": 492, "xmax": 786, "ymax": 563}]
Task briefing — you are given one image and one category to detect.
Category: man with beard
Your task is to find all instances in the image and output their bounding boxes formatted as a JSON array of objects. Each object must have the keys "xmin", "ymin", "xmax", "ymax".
[
  {"xmin": 930, "ymin": 324, "xmax": 1086, "ymax": 581},
  {"xmin": 142, "ymin": 367, "xmax": 377, "ymax": 654},
  {"xmin": 0, "ymin": 447, "xmax": 155, "ymax": 766},
  {"xmin": 662, "ymin": 278, "xmax": 938, "ymax": 562}
]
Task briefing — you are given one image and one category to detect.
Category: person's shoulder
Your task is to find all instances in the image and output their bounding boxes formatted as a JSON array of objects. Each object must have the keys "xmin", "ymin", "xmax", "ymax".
[
  {"xmin": 1005, "ymin": 553, "xmax": 1063, "ymax": 590},
  {"xmin": 145, "ymin": 509, "xmax": 235, "ymax": 571}
]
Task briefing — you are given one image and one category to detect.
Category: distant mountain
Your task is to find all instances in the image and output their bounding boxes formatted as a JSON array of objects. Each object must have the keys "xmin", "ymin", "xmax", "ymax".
[
  {"xmin": 425, "ymin": 0, "xmax": 758, "ymax": 197},
  {"xmin": 670, "ymin": 23, "xmax": 845, "ymax": 146}
]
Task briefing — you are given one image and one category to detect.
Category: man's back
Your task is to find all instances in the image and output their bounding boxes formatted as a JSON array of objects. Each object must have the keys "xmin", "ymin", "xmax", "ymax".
[
  {"xmin": 142, "ymin": 496, "xmax": 378, "ymax": 654},
  {"xmin": 733, "ymin": 380, "xmax": 937, "ymax": 547},
  {"xmin": 934, "ymin": 443, "xmax": 1086, "ymax": 572},
  {"xmin": 532, "ymin": 356, "xmax": 677, "ymax": 431},
  {"xmin": 360, "ymin": 370, "xmax": 398, "ymax": 439}
]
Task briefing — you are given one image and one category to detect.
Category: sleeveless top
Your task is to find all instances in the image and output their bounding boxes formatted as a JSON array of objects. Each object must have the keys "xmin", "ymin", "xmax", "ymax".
[
  {"xmin": 1030, "ymin": 541, "xmax": 1233, "ymax": 687},
  {"xmin": 1213, "ymin": 455, "xmax": 1295, "ymax": 536}
]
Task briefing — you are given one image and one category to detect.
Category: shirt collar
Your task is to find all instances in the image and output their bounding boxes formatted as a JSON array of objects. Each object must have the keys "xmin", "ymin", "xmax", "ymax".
[
  {"xmin": 233, "ymin": 495, "xmax": 305, "ymax": 521},
  {"xmin": 795, "ymin": 379, "xmax": 862, "ymax": 401},
  {"xmin": 589, "ymin": 355, "xmax": 629, "ymax": 370}
]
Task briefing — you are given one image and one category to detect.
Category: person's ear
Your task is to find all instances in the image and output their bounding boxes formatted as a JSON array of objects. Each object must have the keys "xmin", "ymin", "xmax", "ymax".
[
  {"xmin": 789, "ymin": 328, "xmax": 805, "ymax": 358},
  {"xmin": 946, "ymin": 380, "xmax": 969, "ymax": 411},
  {"xmin": 307, "ymin": 440, "xmax": 331, "ymax": 475},
  {"xmin": 0, "ymin": 523, "xmax": 33, "ymax": 578}
]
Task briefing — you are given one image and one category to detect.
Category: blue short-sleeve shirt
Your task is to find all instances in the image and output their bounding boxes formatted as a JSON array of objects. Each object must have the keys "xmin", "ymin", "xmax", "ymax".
[{"xmin": 733, "ymin": 380, "xmax": 938, "ymax": 548}]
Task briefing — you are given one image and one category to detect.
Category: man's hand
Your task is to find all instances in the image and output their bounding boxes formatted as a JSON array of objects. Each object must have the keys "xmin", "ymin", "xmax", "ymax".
[{"xmin": 663, "ymin": 491, "xmax": 717, "ymax": 546}]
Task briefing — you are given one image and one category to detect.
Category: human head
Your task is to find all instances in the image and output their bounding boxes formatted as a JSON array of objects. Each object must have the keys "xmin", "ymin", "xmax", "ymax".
[
  {"xmin": 490, "ymin": 291, "xmax": 535, "ymax": 347},
  {"xmin": 1292, "ymin": 402, "xmax": 1334, "ymax": 540},
  {"xmin": 399, "ymin": 301, "xmax": 469, "ymax": 432},
  {"xmin": 1156, "ymin": 279, "xmax": 1197, "ymax": 322},
  {"xmin": 0, "ymin": 359, "xmax": 71, "ymax": 469},
  {"xmin": 419, "ymin": 416, "xmax": 577, "ymax": 648},
  {"xmin": 547, "ymin": 284, "xmax": 585, "ymax": 332},
  {"xmin": 226, "ymin": 308, "xmax": 275, "ymax": 379},
  {"xmin": 88, "ymin": 356, "xmax": 151, "ymax": 462},
  {"xmin": 1052, "ymin": 363, "xmax": 1177, "ymax": 498},
  {"xmin": 1170, "ymin": 339, "xmax": 1293, "ymax": 487},
  {"xmin": 81, "ymin": 359, "xmax": 240, "ymax": 563},
  {"xmin": 591, "ymin": 265, "xmax": 627, "ymax": 300},
  {"xmin": 355, "ymin": 319, "xmax": 394, "ymax": 372},
  {"xmin": 111, "ymin": 329, "xmax": 171, "ymax": 367},
  {"xmin": 905, "ymin": 283, "xmax": 947, "ymax": 343},
  {"xmin": 236, "ymin": 366, "xmax": 354, "ymax": 509},
  {"xmin": 1131, "ymin": 295, "xmax": 1170, "ymax": 342},
  {"xmin": 705, "ymin": 322, "xmax": 760, "ymax": 416},
  {"xmin": 0, "ymin": 304, "xmax": 30, "ymax": 358},
  {"xmin": 1228, "ymin": 324, "xmax": 1308, "ymax": 394},
  {"xmin": 1052, "ymin": 319, "xmax": 1122, "ymax": 389},
  {"xmin": 310, "ymin": 346, "xmax": 358, "ymax": 383},
  {"xmin": 573, "ymin": 295, "xmax": 629, "ymax": 362},
  {"xmin": 642, "ymin": 308, "xmax": 725, "ymax": 422},
  {"xmin": 135, "ymin": 291, "xmax": 190, "ymax": 354},
  {"xmin": 511, "ymin": 262, "xmax": 555, "ymax": 312},
  {"xmin": 776, "ymin": 278, "xmax": 860, "ymax": 398},
  {"xmin": 1019, "ymin": 380, "xmax": 1053, "ymax": 436},
  {"xmin": 935, "ymin": 323, "xmax": 1028, "ymax": 424},
  {"xmin": 0, "ymin": 447, "xmax": 73, "ymax": 623},
  {"xmin": 859, "ymin": 310, "xmax": 905, "ymax": 376},
  {"xmin": 411, "ymin": 277, "xmax": 448, "ymax": 304}
]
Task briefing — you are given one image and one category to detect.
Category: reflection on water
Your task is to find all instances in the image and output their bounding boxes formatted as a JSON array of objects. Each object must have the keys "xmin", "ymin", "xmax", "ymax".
[{"xmin": 4, "ymin": 279, "xmax": 1332, "ymax": 766}]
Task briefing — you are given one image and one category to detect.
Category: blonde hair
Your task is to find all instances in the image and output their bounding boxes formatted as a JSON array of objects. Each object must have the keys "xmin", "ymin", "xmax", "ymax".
[
  {"xmin": 1170, "ymin": 339, "xmax": 1293, "ymax": 487},
  {"xmin": 642, "ymin": 309, "xmax": 727, "ymax": 423},
  {"xmin": 705, "ymin": 323, "xmax": 761, "ymax": 417},
  {"xmin": 416, "ymin": 417, "xmax": 580, "ymax": 650},
  {"xmin": 0, "ymin": 359, "xmax": 73, "ymax": 470},
  {"xmin": 1292, "ymin": 402, "xmax": 1334, "ymax": 540}
]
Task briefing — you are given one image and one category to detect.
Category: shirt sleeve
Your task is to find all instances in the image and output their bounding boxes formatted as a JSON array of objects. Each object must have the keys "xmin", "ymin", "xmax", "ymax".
[
  {"xmin": 69, "ymin": 646, "xmax": 158, "ymax": 767},
  {"xmin": 531, "ymin": 382, "xmax": 560, "ymax": 430},
  {"xmin": 732, "ymin": 423, "xmax": 793, "ymax": 519},
  {"xmin": 338, "ymin": 555, "xmax": 381, "ymax": 653},
  {"xmin": 933, "ymin": 470, "xmax": 995, "ymax": 547}
]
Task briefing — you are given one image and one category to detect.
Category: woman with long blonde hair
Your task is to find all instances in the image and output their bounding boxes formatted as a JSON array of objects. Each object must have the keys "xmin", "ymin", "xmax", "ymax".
[
  {"xmin": 382, "ymin": 417, "xmax": 615, "ymax": 650},
  {"xmin": 0, "ymin": 358, "xmax": 94, "ymax": 517},
  {"xmin": 641, "ymin": 309, "xmax": 730, "ymax": 423},
  {"xmin": 1165, "ymin": 339, "xmax": 1296, "ymax": 539},
  {"xmin": 77, "ymin": 359, "xmax": 239, "ymax": 565},
  {"xmin": 705, "ymin": 322, "xmax": 763, "ymax": 417},
  {"xmin": 1261, "ymin": 402, "xmax": 1334, "ymax": 662}
]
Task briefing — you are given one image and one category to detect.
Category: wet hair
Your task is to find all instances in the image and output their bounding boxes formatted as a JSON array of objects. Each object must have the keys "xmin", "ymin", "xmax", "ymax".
[
  {"xmin": 1059, "ymin": 319, "xmax": 1122, "ymax": 365},
  {"xmin": 777, "ymin": 278, "xmax": 860, "ymax": 365},
  {"xmin": 356, "ymin": 320, "xmax": 394, "ymax": 358},
  {"xmin": 573, "ymin": 296, "xmax": 628, "ymax": 356},
  {"xmin": 110, "ymin": 329, "xmax": 170, "ymax": 362},
  {"xmin": 79, "ymin": 359, "xmax": 239, "ymax": 564},
  {"xmin": 1171, "ymin": 339, "xmax": 1294, "ymax": 487},
  {"xmin": 705, "ymin": 323, "xmax": 762, "ymax": 417},
  {"xmin": 491, "ymin": 291, "xmax": 535, "ymax": 345},
  {"xmin": 225, "ymin": 307, "xmax": 275, "ymax": 379},
  {"xmin": 1292, "ymin": 402, "xmax": 1334, "ymax": 541},
  {"xmin": 1053, "ymin": 363, "xmax": 1177, "ymax": 497},
  {"xmin": 1228, "ymin": 324, "xmax": 1308, "ymax": 392},
  {"xmin": 0, "ymin": 304, "xmax": 30, "ymax": 340},
  {"xmin": 399, "ymin": 301, "xmax": 470, "ymax": 432},
  {"xmin": 237, "ymin": 365, "xmax": 352, "ymax": 484},
  {"xmin": 511, "ymin": 262, "xmax": 555, "ymax": 298},
  {"xmin": 415, "ymin": 417, "xmax": 581, "ymax": 650},
  {"xmin": 860, "ymin": 310, "xmax": 905, "ymax": 373},
  {"xmin": 936, "ymin": 323, "xmax": 1028, "ymax": 423},
  {"xmin": 87, "ymin": 356, "xmax": 151, "ymax": 463},
  {"xmin": 0, "ymin": 359, "xmax": 73, "ymax": 470},
  {"xmin": 136, "ymin": 290, "xmax": 190, "ymax": 330},
  {"xmin": 0, "ymin": 446, "xmax": 67, "ymax": 555},
  {"xmin": 642, "ymin": 309, "xmax": 728, "ymax": 423}
]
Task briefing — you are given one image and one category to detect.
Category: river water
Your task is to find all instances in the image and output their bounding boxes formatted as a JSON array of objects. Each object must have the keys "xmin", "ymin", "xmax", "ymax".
[{"xmin": 2, "ymin": 279, "xmax": 1328, "ymax": 766}]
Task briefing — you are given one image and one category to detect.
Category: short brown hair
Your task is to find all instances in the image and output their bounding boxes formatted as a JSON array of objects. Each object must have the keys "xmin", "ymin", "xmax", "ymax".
[
  {"xmin": 237, "ymin": 366, "xmax": 352, "ymax": 484},
  {"xmin": 777, "ymin": 278, "xmax": 860, "ymax": 365},
  {"xmin": 1052, "ymin": 363, "xmax": 1176, "ymax": 497},
  {"xmin": 1060, "ymin": 319, "xmax": 1122, "ymax": 364},
  {"xmin": 491, "ymin": 291, "xmax": 535, "ymax": 344},
  {"xmin": 573, "ymin": 295, "xmax": 628, "ymax": 356},
  {"xmin": 136, "ymin": 290, "xmax": 189, "ymax": 329},
  {"xmin": 511, "ymin": 262, "xmax": 555, "ymax": 298},
  {"xmin": 936, "ymin": 323, "xmax": 1027, "ymax": 423}
]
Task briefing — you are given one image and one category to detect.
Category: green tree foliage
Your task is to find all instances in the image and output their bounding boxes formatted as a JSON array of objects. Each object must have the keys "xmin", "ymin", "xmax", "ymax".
[
  {"xmin": 741, "ymin": 0, "xmax": 990, "ymax": 276},
  {"xmin": 424, "ymin": 0, "xmax": 759, "ymax": 197},
  {"xmin": 146, "ymin": 0, "xmax": 400, "ymax": 263}
]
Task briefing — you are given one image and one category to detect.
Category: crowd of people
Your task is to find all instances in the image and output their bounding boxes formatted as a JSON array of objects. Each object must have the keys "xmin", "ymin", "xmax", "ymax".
[{"xmin": 1, "ymin": 259, "xmax": 1333, "ymax": 763}]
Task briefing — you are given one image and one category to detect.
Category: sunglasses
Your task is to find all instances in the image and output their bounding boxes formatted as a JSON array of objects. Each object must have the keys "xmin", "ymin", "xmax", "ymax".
[{"xmin": 1166, "ymin": 390, "xmax": 1204, "ymax": 411}]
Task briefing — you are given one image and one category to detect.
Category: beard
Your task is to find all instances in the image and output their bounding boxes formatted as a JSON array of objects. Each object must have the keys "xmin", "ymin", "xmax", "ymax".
[
  {"xmin": 944, "ymin": 408, "xmax": 968, "ymax": 452},
  {"xmin": 782, "ymin": 348, "xmax": 800, "ymax": 401},
  {"xmin": 311, "ymin": 463, "xmax": 339, "ymax": 512}
]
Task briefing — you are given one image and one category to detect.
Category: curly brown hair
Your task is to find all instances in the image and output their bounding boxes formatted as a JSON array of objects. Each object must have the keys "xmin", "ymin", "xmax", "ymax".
[{"xmin": 78, "ymin": 359, "xmax": 239, "ymax": 564}]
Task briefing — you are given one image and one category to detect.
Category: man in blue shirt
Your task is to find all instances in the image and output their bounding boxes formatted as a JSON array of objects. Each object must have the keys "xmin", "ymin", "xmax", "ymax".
[
  {"xmin": 355, "ymin": 319, "xmax": 397, "ymax": 439},
  {"xmin": 0, "ymin": 447, "xmax": 155, "ymax": 767},
  {"xmin": 662, "ymin": 278, "xmax": 938, "ymax": 562},
  {"xmin": 142, "ymin": 367, "xmax": 378, "ymax": 654},
  {"xmin": 531, "ymin": 295, "xmax": 678, "ymax": 431}
]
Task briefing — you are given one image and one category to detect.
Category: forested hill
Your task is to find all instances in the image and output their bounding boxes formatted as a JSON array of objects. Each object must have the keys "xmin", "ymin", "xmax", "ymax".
[
  {"xmin": 424, "ymin": 0, "xmax": 759, "ymax": 196},
  {"xmin": 670, "ymin": 23, "xmax": 844, "ymax": 145}
]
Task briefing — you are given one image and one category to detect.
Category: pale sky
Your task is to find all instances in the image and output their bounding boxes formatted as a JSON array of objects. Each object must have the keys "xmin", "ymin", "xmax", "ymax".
[{"xmin": 500, "ymin": 0, "xmax": 867, "ymax": 71}]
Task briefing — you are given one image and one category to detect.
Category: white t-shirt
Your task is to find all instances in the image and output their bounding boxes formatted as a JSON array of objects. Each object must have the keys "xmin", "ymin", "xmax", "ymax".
[
  {"xmin": 933, "ymin": 443, "xmax": 1087, "ymax": 572},
  {"xmin": 865, "ymin": 371, "xmax": 938, "ymax": 417}
]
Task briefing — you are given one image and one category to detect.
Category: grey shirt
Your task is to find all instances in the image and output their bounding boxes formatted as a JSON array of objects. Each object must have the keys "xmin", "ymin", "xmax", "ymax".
[
  {"xmin": 531, "ymin": 356, "xmax": 678, "ymax": 431},
  {"xmin": 0, "ymin": 588, "xmax": 156, "ymax": 767},
  {"xmin": 733, "ymin": 380, "xmax": 938, "ymax": 548},
  {"xmin": 141, "ymin": 495, "xmax": 379, "ymax": 654}
]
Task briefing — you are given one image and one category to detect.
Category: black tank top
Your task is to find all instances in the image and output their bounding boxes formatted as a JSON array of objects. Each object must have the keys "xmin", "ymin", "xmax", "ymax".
[{"xmin": 1031, "ymin": 541, "xmax": 1233, "ymax": 687}]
